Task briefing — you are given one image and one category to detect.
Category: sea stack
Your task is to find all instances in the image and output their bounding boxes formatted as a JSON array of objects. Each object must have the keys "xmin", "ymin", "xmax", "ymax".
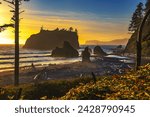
[
  {"xmin": 94, "ymin": 46, "xmax": 107, "ymax": 56},
  {"xmin": 51, "ymin": 41, "xmax": 79, "ymax": 57},
  {"xmin": 23, "ymin": 27, "xmax": 79, "ymax": 50}
]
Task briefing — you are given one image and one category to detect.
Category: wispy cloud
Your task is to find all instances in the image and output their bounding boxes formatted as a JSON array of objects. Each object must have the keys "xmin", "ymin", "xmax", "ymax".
[{"xmin": 0, "ymin": 5, "xmax": 131, "ymax": 44}]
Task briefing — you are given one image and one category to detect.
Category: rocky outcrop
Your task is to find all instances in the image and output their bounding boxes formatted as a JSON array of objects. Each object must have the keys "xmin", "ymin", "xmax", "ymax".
[
  {"xmin": 112, "ymin": 45, "xmax": 124, "ymax": 55},
  {"xmin": 51, "ymin": 41, "xmax": 79, "ymax": 57},
  {"xmin": 124, "ymin": 32, "xmax": 137, "ymax": 54},
  {"xmin": 81, "ymin": 47, "xmax": 91, "ymax": 62},
  {"xmin": 125, "ymin": 22, "xmax": 150, "ymax": 56},
  {"xmin": 23, "ymin": 28, "xmax": 79, "ymax": 50},
  {"xmin": 94, "ymin": 46, "xmax": 107, "ymax": 56},
  {"xmin": 116, "ymin": 45, "xmax": 123, "ymax": 49}
]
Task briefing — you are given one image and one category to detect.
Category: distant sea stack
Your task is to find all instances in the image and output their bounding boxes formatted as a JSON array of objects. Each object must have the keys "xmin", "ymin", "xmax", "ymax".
[
  {"xmin": 85, "ymin": 39, "xmax": 128, "ymax": 45},
  {"xmin": 94, "ymin": 46, "xmax": 107, "ymax": 56},
  {"xmin": 23, "ymin": 27, "xmax": 79, "ymax": 50}
]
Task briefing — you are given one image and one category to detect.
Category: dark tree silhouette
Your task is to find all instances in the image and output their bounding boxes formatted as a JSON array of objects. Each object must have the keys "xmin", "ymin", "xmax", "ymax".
[
  {"xmin": 2, "ymin": 0, "xmax": 30, "ymax": 86},
  {"xmin": 128, "ymin": 2, "xmax": 144, "ymax": 33},
  {"xmin": 145, "ymin": 0, "xmax": 150, "ymax": 24},
  {"xmin": 0, "ymin": 24, "xmax": 14, "ymax": 32},
  {"xmin": 0, "ymin": 2, "xmax": 14, "ymax": 31},
  {"xmin": 91, "ymin": 72, "xmax": 96, "ymax": 84},
  {"xmin": 145, "ymin": 0, "xmax": 150, "ymax": 12},
  {"xmin": 75, "ymin": 29, "xmax": 78, "ymax": 33},
  {"xmin": 136, "ymin": 8, "xmax": 150, "ymax": 70},
  {"xmin": 69, "ymin": 27, "xmax": 73, "ymax": 32}
]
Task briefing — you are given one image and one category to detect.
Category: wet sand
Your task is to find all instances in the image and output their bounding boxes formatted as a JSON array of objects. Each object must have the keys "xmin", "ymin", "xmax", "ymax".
[{"xmin": 0, "ymin": 58, "xmax": 134, "ymax": 87}]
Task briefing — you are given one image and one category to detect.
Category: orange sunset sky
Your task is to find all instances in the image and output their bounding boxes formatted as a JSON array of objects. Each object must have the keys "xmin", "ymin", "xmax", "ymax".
[{"xmin": 0, "ymin": 0, "xmax": 143, "ymax": 45}]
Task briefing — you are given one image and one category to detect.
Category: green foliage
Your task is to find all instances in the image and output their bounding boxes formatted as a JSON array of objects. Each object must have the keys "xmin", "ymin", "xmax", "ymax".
[
  {"xmin": 125, "ymin": 1, "xmax": 150, "ymax": 56},
  {"xmin": 128, "ymin": 2, "xmax": 144, "ymax": 32},
  {"xmin": 0, "ymin": 64, "xmax": 150, "ymax": 100},
  {"xmin": 0, "ymin": 88, "xmax": 17, "ymax": 100},
  {"xmin": 145, "ymin": 0, "xmax": 150, "ymax": 13},
  {"xmin": 22, "ymin": 77, "xmax": 93, "ymax": 100},
  {"xmin": 0, "ymin": 77, "xmax": 92, "ymax": 100},
  {"xmin": 61, "ymin": 64, "xmax": 150, "ymax": 100}
]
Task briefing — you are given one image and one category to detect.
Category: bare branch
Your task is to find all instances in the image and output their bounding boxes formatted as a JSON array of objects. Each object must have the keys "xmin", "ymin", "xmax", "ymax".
[
  {"xmin": 3, "ymin": 0, "xmax": 15, "ymax": 5},
  {"xmin": 8, "ymin": 5, "xmax": 15, "ymax": 9},
  {"xmin": 0, "ymin": 23, "xmax": 14, "ymax": 32},
  {"xmin": 0, "ymin": 23, "xmax": 14, "ymax": 28},
  {"xmin": 19, "ymin": 10, "xmax": 25, "ymax": 14}
]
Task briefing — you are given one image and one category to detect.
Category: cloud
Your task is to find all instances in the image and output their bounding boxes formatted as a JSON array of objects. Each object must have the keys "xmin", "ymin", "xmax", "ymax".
[{"xmin": 0, "ymin": 7, "xmax": 131, "ymax": 44}]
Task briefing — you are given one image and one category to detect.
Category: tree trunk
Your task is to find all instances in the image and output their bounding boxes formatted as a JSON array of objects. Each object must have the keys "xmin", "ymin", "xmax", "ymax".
[
  {"xmin": 136, "ymin": 8, "xmax": 150, "ymax": 70},
  {"xmin": 14, "ymin": 0, "xmax": 19, "ymax": 86}
]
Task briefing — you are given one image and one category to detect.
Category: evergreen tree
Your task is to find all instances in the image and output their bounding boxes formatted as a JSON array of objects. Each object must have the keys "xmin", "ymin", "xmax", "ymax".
[
  {"xmin": 145, "ymin": 0, "xmax": 150, "ymax": 24},
  {"xmin": 128, "ymin": 2, "xmax": 144, "ymax": 32},
  {"xmin": 145, "ymin": 0, "xmax": 150, "ymax": 12}
]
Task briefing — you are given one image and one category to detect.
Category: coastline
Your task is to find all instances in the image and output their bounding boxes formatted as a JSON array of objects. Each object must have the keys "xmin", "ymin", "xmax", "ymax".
[{"xmin": 0, "ymin": 57, "xmax": 134, "ymax": 87}]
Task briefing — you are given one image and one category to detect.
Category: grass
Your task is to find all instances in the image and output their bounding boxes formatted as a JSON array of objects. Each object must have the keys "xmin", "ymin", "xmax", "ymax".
[{"xmin": 0, "ymin": 64, "xmax": 150, "ymax": 100}]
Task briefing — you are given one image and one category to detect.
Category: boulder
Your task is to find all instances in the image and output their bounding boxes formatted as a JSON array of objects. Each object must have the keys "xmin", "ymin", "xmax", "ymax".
[
  {"xmin": 94, "ymin": 46, "xmax": 107, "ymax": 56},
  {"xmin": 116, "ymin": 45, "xmax": 123, "ymax": 49},
  {"xmin": 51, "ymin": 41, "xmax": 79, "ymax": 57},
  {"xmin": 82, "ymin": 47, "xmax": 91, "ymax": 62},
  {"xmin": 112, "ymin": 45, "xmax": 124, "ymax": 55}
]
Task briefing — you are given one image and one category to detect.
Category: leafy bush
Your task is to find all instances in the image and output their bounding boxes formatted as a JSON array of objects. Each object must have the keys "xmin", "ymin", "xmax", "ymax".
[{"xmin": 60, "ymin": 64, "xmax": 150, "ymax": 100}]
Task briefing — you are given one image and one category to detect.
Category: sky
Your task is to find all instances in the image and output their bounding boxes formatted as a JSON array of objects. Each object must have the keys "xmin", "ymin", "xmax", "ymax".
[{"xmin": 0, "ymin": 0, "xmax": 146, "ymax": 44}]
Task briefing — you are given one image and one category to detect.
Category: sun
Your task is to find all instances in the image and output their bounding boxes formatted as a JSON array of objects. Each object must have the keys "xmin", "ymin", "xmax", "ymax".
[
  {"xmin": 0, "ymin": 37, "xmax": 14, "ymax": 44},
  {"xmin": 0, "ymin": 38, "xmax": 13, "ymax": 44}
]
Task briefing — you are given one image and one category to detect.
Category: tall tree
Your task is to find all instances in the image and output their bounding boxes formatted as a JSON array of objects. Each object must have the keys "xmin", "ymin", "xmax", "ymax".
[
  {"xmin": 136, "ymin": 1, "xmax": 150, "ymax": 70},
  {"xmin": 136, "ymin": 8, "xmax": 150, "ymax": 70},
  {"xmin": 145, "ymin": 0, "xmax": 150, "ymax": 24},
  {"xmin": 145, "ymin": 0, "xmax": 150, "ymax": 12},
  {"xmin": 2, "ymin": 0, "xmax": 30, "ymax": 86},
  {"xmin": 128, "ymin": 2, "xmax": 144, "ymax": 33}
]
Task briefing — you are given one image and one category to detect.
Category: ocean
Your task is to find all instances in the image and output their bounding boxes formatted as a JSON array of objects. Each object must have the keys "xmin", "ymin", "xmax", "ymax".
[{"xmin": 0, "ymin": 44, "xmax": 120, "ymax": 72}]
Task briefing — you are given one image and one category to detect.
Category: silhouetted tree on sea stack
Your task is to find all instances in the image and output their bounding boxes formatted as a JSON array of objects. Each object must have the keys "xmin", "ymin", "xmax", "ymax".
[
  {"xmin": 75, "ymin": 29, "xmax": 78, "ymax": 33},
  {"xmin": 69, "ymin": 27, "xmax": 73, "ymax": 32}
]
